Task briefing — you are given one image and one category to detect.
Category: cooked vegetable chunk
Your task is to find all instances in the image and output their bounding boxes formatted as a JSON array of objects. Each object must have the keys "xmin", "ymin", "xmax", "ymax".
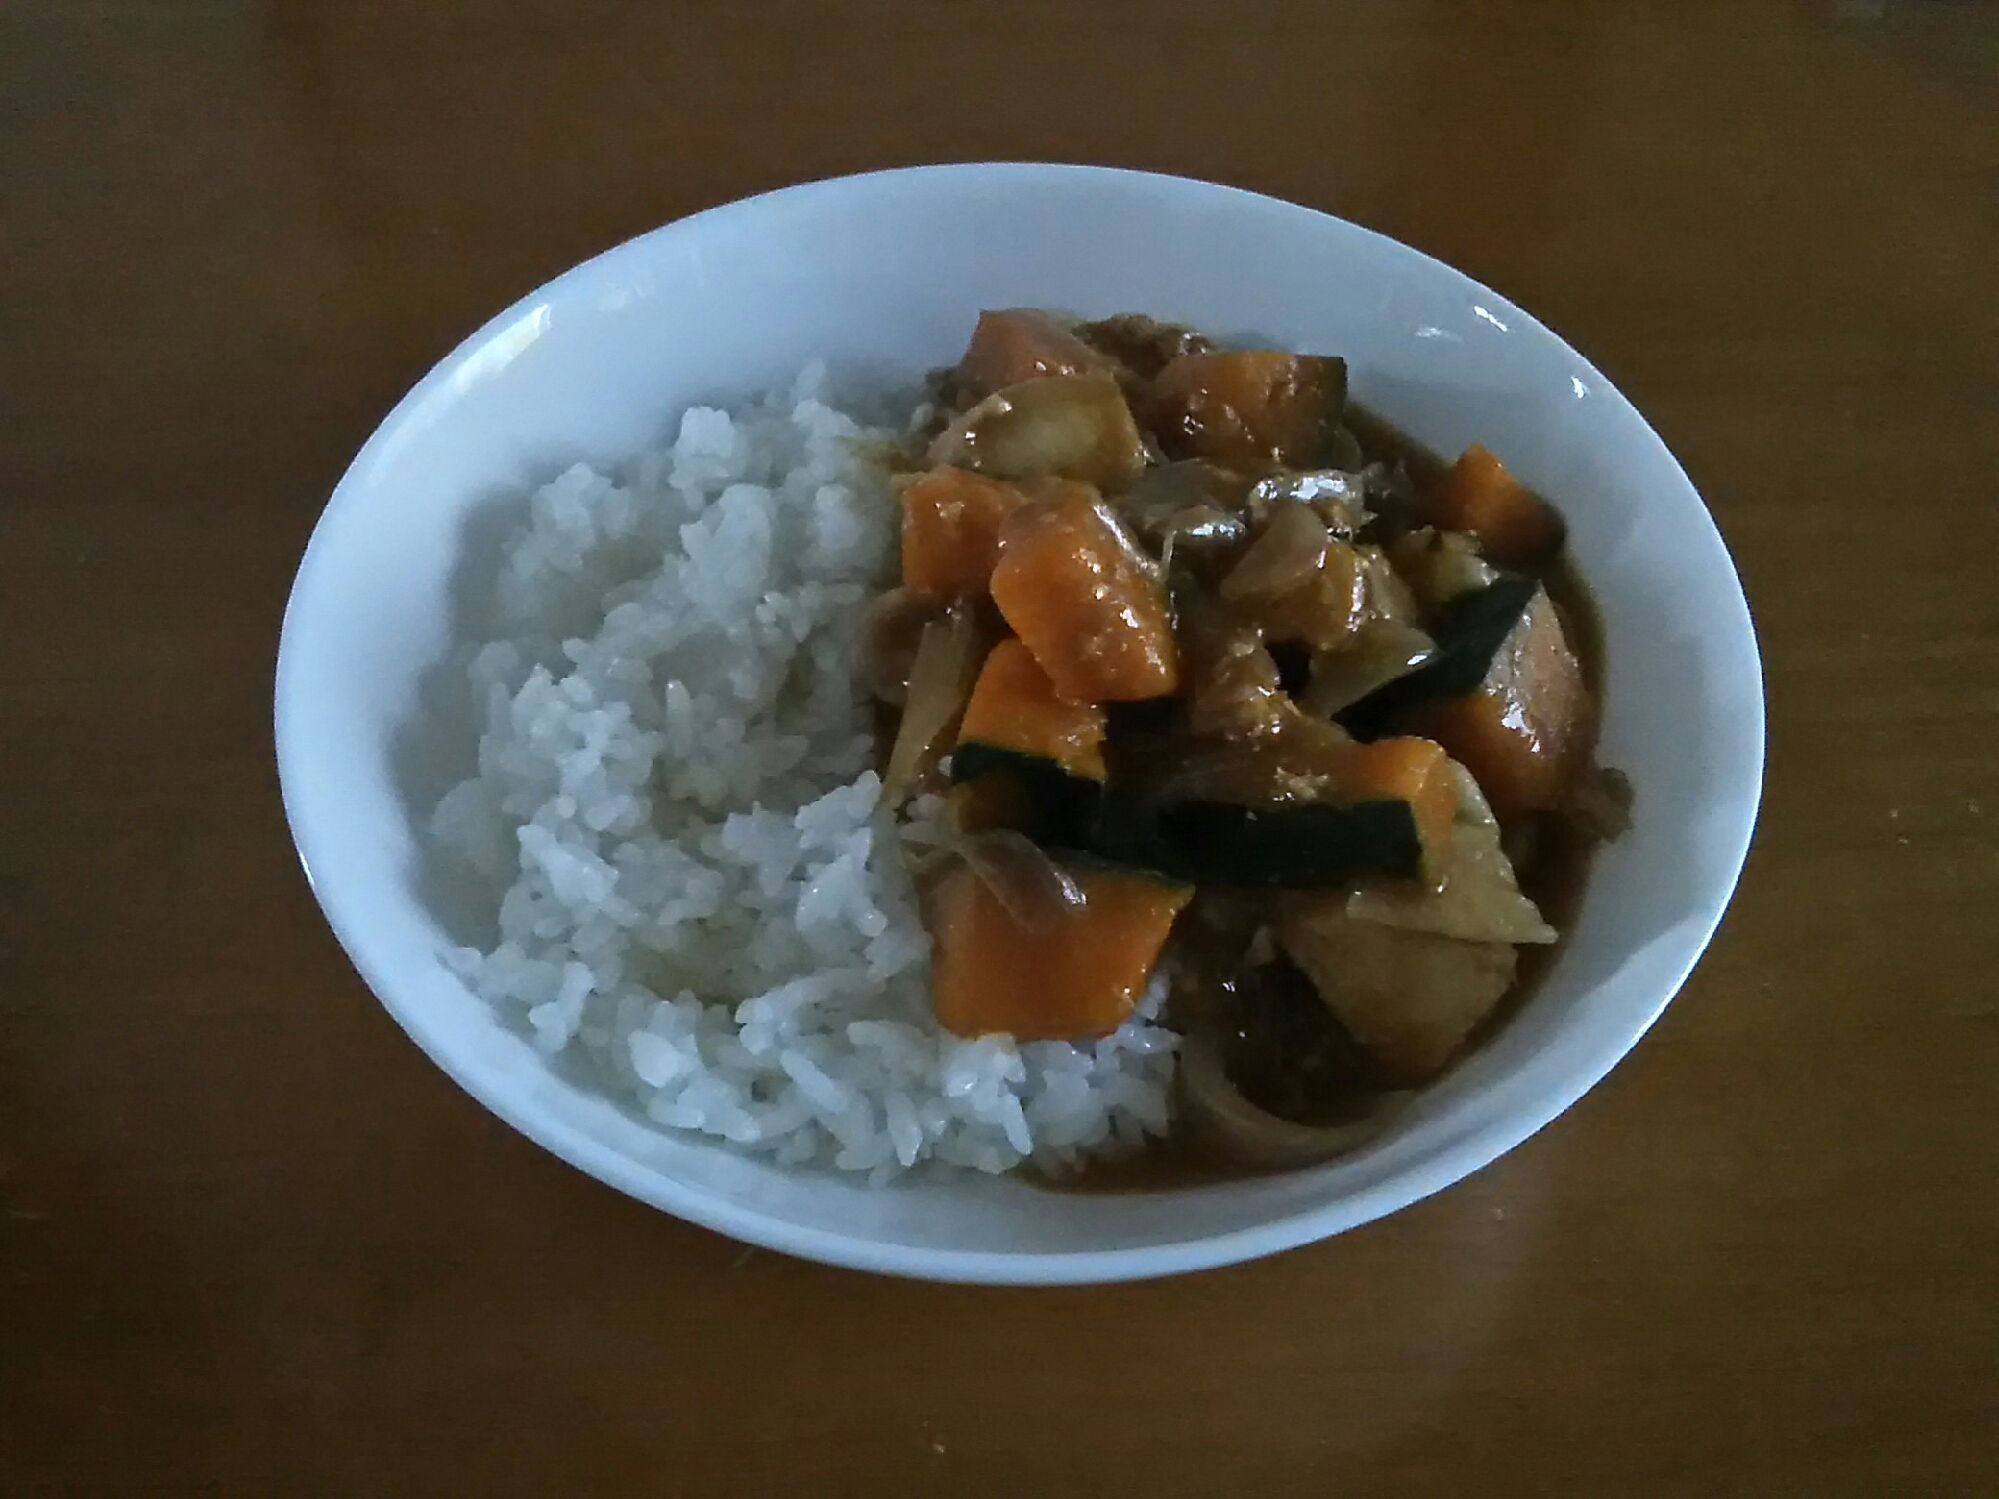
[
  {"xmin": 1150, "ymin": 350, "xmax": 1347, "ymax": 466},
  {"xmin": 1406, "ymin": 588, "xmax": 1593, "ymax": 818},
  {"xmin": 951, "ymin": 639, "xmax": 1107, "ymax": 843},
  {"xmin": 1278, "ymin": 895, "xmax": 1518, "ymax": 1080},
  {"xmin": 928, "ymin": 373, "xmax": 1148, "ymax": 492},
  {"xmin": 880, "ymin": 602, "xmax": 988, "ymax": 804},
  {"xmin": 956, "ymin": 309, "xmax": 1114, "ymax": 399},
  {"xmin": 956, "ymin": 638, "xmax": 1108, "ymax": 781},
  {"xmin": 1110, "ymin": 460, "xmax": 1254, "ymax": 559},
  {"xmin": 1336, "ymin": 574, "xmax": 1539, "ymax": 739},
  {"xmin": 900, "ymin": 466, "xmax": 1027, "ymax": 603},
  {"xmin": 1222, "ymin": 509, "xmax": 1368, "ymax": 652},
  {"xmin": 1428, "ymin": 444, "xmax": 1565, "ymax": 567},
  {"xmin": 990, "ymin": 488, "xmax": 1178, "ymax": 702},
  {"xmin": 1155, "ymin": 734, "xmax": 1457, "ymax": 888},
  {"xmin": 1346, "ymin": 763, "xmax": 1557, "ymax": 943},
  {"xmin": 930, "ymin": 858, "xmax": 1193, "ymax": 1040}
]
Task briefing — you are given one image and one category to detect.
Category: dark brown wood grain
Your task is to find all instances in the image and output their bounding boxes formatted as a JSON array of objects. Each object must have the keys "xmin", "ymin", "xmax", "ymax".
[{"xmin": 3, "ymin": 1, "xmax": 1994, "ymax": 1491}]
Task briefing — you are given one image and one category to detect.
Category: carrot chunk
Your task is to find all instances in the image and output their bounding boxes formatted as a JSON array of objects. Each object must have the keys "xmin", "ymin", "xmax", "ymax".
[
  {"xmin": 956, "ymin": 309, "xmax": 1114, "ymax": 398},
  {"xmin": 900, "ymin": 466, "xmax": 1027, "ymax": 603},
  {"xmin": 1428, "ymin": 445, "xmax": 1565, "ymax": 567},
  {"xmin": 930, "ymin": 860, "xmax": 1192, "ymax": 1040},
  {"xmin": 990, "ymin": 488, "xmax": 1178, "ymax": 703}
]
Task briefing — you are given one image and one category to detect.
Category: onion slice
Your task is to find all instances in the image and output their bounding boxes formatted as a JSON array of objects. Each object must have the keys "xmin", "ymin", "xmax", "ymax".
[
  {"xmin": 880, "ymin": 601, "xmax": 984, "ymax": 804},
  {"xmin": 925, "ymin": 372, "xmax": 1148, "ymax": 492},
  {"xmin": 860, "ymin": 586, "xmax": 944, "ymax": 705},
  {"xmin": 1298, "ymin": 619, "xmax": 1436, "ymax": 718},
  {"xmin": 1177, "ymin": 1024, "xmax": 1409, "ymax": 1169},
  {"xmin": 1220, "ymin": 501, "xmax": 1331, "ymax": 603},
  {"xmin": 953, "ymin": 828, "xmax": 1087, "ymax": 933}
]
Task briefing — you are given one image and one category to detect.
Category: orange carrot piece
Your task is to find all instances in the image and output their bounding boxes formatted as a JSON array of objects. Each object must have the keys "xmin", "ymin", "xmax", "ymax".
[
  {"xmin": 900, "ymin": 467, "xmax": 1028, "ymax": 603},
  {"xmin": 930, "ymin": 861, "xmax": 1192, "ymax": 1040},
  {"xmin": 956, "ymin": 309, "xmax": 1114, "ymax": 398},
  {"xmin": 1428, "ymin": 445, "xmax": 1565, "ymax": 567},
  {"xmin": 990, "ymin": 489, "xmax": 1178, "ymax": 703}
]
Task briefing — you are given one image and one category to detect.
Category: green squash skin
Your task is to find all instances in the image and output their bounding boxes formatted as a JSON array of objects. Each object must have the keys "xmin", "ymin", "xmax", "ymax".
[
  {"xmin": 1337, "ymin": 574, "xmax": 1538, "ymax": 741},
  {"xmin": 1154, "ymin": 798, "xmax": 1427, "ymax": 887},
  {"xmin": 949, "ymin": 741, "xmax": 1105, "ymax": 848}
]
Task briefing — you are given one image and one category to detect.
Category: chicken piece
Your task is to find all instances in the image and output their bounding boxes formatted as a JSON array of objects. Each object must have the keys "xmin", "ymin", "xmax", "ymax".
[
  {"xmin": 1278, "ymin": 893, "xmax": 1518, "ymax": 1081},
  {"xmin": 1246, "ymin": 469, "xmax": 1372, "ymax": 540},
  {"xmin": 1110, "ymin": 460, "xmax": 1254, "ymax": 561},
  {"xmin": 1388, "ymin": 527, "xmax": 1501, "ymax": 612},
  {"xmin": 1220, "ymin": 507, "xmax": 1368, "ymax": 653}
]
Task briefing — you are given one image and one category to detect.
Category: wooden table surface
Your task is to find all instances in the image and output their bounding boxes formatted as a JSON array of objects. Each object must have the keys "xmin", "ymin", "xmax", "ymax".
[{"xmin": 5, "ymin": 1, "xmax": 1995, "ymax": 1491}]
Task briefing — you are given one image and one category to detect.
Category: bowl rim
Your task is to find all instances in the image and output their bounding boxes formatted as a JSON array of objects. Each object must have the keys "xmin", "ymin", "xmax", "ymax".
[{"xmin": 274, "ymin": 161, "xmax": 1765, "ymax": 1284}]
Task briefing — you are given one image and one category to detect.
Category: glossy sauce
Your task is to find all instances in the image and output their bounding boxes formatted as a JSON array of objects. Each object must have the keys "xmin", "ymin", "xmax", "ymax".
[{"xmin": 1037, "ymin": 407, "xmax": 1612, "ymax": 1193}]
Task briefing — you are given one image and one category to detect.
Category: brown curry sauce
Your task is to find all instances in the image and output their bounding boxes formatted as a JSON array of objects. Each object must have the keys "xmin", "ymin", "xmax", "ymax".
[{"xmin": 1035, "ymin": 407, "xmax": 1613, "ymax": 1193}]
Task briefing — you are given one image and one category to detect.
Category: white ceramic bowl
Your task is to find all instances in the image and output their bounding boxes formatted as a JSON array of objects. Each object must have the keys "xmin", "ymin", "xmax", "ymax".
[{"xmin": 275, "ymin": 164, "xmax": 1762, "ymax": 1283}]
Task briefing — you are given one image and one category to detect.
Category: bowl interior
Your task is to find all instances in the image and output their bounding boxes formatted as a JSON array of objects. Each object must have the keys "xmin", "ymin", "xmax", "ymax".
[{"xmin": 276, "ymin": 164, "xmax": 1762, "ymax": 1282}]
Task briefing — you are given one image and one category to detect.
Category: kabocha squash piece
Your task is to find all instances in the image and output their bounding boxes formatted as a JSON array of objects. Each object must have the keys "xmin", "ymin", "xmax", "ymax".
[
  {"xmin": 956, "ymin": 309, "xmax": 1114, "ymax": 398},
  {"xmin": 899, "ymin": 466, "xmax": 1028, "ymax": 603},
  {"xmin": 927, "ymin": 373, "xmax": 1149, "ymax": 492},
  {"xmin": 990, "ymin": 488, "xmax": 1178, "ymax": 703},
  {"xmin": 930, "ymin": 858, "xmax": 1193, "ymax": 1041},
  {"xmin": 955, "ymin": 640, "xmax": 1107, "ymax": 782},
  {"xmin": 1336, "ymin": 574, "xmax": 1539, "ymax": 740},
  {"xmin": 947, "ymin": 773, "xmax": 1031, "ymax": 835},
  {"xmin": 1339, "ymin": 737, "xmax": 1459, "ymax": 874},
  {"xmin": 1345, "ymin": 763, "xmax": 1558, "ymax": 945},
  {"xmin": 1428, "ymin": 445, "xmax": 1565, "ymax": 568},
  {"xmin": 1149, "ymin": 350, "xmax": 1347, "ymax": 466},
  {"xmin": 950, "ymin": 639, "xmax": 1107, "ymax": 845},
  {"xmin": 1405, "ymin": 589, "xmax": 1594, "ymax": 819},
  {"xmin": 1155, "ymin": 735, "xmax": 1458, "ymax": 889}
]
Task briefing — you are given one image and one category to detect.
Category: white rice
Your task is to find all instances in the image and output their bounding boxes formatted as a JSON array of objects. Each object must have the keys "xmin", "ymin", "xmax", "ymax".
[{"xmin": 430, "ymin": 366, "xmax": 1177, "ymax": 1180}]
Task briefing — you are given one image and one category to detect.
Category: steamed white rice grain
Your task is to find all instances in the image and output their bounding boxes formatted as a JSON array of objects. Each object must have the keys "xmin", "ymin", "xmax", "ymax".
[{"xmin": 431, "ymin": 367, "xmax": 1177, "ymax": 1177}]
